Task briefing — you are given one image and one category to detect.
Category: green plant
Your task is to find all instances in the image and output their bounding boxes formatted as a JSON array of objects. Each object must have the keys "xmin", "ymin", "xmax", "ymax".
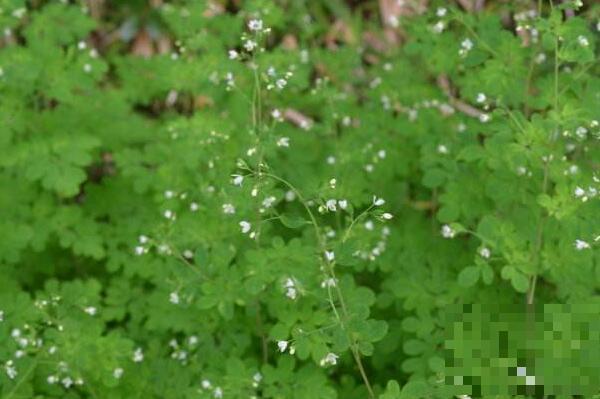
[{"xmin": 0, "ymin": 0, "xmax": 598, "ymax": 398}]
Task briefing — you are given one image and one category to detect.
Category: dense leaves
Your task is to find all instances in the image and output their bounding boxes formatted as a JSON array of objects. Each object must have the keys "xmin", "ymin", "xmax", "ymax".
[{"xmin": 0, "ymin": 0, "xmax": 598, "ymax": 398}]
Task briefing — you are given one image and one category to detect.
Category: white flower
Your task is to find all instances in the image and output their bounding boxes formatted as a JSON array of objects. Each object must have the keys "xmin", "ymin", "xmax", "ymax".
[
  {"xmin": 271, "ymin": 109, "xmax": 282, "ymax": 120},
  {"xmin": 248, "ymin": 19, "xmax": 263, "ymax": 31},
  {"xmin": 62, "ymin": 377, "xmax": 73, "ymax": 388},
  {"xmin": 228, "ymin": 49, "xmax": 239, "ymax": 60},
  {"xmin": 320, "ymin": 278, "xmax": 337, "ymax": 288},
  {"xmin": 574, "ymin": 239, "xmax": 590, "ymax": 250},
  {"xmin": 373, "ymin": 196, "xmax": 385, "ymax": 206},
  {"xmin": 232, "ymin": 175, "xmax": 244, "ymax": 186},
  {"xmin": 222, "ymin": 203, "xmax": 235, "ymax": 214},
  {"xmin": 382, "ymin": 213, "xmax": 393, "ymax": 220},
  {"xmin": 262, "ymin": 196, "xmax": 276, "ymax": 208},
  {"xmin": 285, "ymin": 287, "xmax": 297, "ymax": 300},
  {"xmin": 244, "ymin": 40, "xmax": 257, "ymax": 51},
  {"xmin": 277, "ymin": 137, "xmax": 290, "ymax": 147},
  {"xmin": 239, "ymin": 221, "xmax": 251, "ymax": 234},
  {"xmin": 164, "ymin": 210, "xmax": 175, "ymax": 220},
  {"xmin": 319, "ymin": 352, "xmax": 339, "ymax": 366},
  {"xmin": 11, "ymin": 328, "xmax": 21, "ymax": 338},
  {"xmin": 574, "ymin": 186, "xmax": 586, "ymax": 198},
  {"xmin": 432, "ymin": 21, "xmax": 445, "ymax": 34},
  {"xmin": 577, "ymin": 35, "xmax": 589, "ymax": 47},
  {"xmin": 326, "ymin": 156, "xmax": 336, "ymax": 165},
  {"xmin": 378, "ymin": 149, "xmax": 386, "ymax": 159},
  {"xmin": 190, "ymin": 202, "xmax": 199, "ymax": 212},
  {"xmin": 275, "ymin": 78, "xmax": 287, "ymax": 90},
  {"xmin": 214, "ymin": 387, "xmax": 223, "ymax": 398},
  {"xmin": 183, "ymin": 249, "xmax": 194, "ymax": 259},
  {"xmin": 436, "ymin": 7, "xmax": 447, "ymax": 17},
  {"xmin": 134, "ymin": 246, "xmax": 145, "ymax": 255},
  {"xmin": 461, "ymin": 38, "xmax": 473, "ymax": 50},
  {"xmin": 338, "ymin": 199, "xmax": 348, "ymax": 210},
  {"xmin": 169, "ymin": 292, "xmax": 180, "ymax": 304},
  {"xmin": 479, "ymin": 113, "xmax": 490, "ymax": 123},
  {"xmin": 441, "ymin": 224, "xmax": 455, "ymax": 238},
  {"xmin": 479, "ymin": 247, "xmax": 491, "ymax": 259},
  {"xmin": 201, "ymin": 379, "xmax": 212, "ymax": 389},
  {"xmin": 83, "ymin": 63, "xmax": 92, "ymax": 73},
  {"xmin": 285, "ymin": 190, "xmax": 296, "ymax": 201},
  {"xmin": 139, "ymin": 235, "xmax": 149, "ymax": 244},
  {"xmin": 325, "ymin": 251, "xmax": 335, "ymax": 262},
  {"xmin": 277, "ymin": 340, "xmax": 288, "ymax": 352},
  {"xmin": 326, "ymin": 199, "xmax": 337, "ymax": 212},
  {"xmin": 329, "ymin": 178, "xmax": 337, "ymax": 188},
  {"xmin": 0, "ymin": 310, "xmax": 3, "ymax": 322},
  {"xmin": 84, "ymin": 306, "xmax": 97, "ymax": 316},
  {"xmin": 476, "ymin": 93, "xmax": 486, "ymax": 103},
  {"xmin": 437, "ymin": 144, "xmax": 449, "ymax": 154},
  {"xmin": 164, "ymin": 190, "xmax": 175, "ymax": 198},
  {"xmin": 78, "ymin": 41, "xmax": 87, "ymax": 50},
  {"xmin": 253, "ymin": 372, "xmax": 262, "ymax": 383},
  {"xmin": 4, "ymin": 361, "xmax": 17, "ymax": 379},
  {"xmin": 113, "ymin": 368, "xmax": 124, "ymax": 379},
  {"xmin": 133, "ymin": 347, "xmax": 144, "ymax": 363},
  {"xmin": 365, "ymin": 220, "xmax": 374, "ymax": 231},
  {"xmin": 47, "ymin": 375, "xmax": 58, "ymax": 384}
]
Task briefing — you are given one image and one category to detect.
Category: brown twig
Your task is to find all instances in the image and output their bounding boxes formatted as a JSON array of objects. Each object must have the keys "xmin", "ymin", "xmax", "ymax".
[{"xmin": 437, "ymin": 74, "xmax": 483, "ymax": 118}]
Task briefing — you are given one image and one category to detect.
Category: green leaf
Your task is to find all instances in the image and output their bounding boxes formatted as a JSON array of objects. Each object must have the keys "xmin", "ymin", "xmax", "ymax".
[{"xmin": 458, "ymin": 266, "xmax": 480, "ymax": 287}]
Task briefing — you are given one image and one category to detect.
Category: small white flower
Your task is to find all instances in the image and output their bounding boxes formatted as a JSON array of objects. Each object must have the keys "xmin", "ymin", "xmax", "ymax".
[
  {"xmin": 479, "ymin": 247, "xmax": 491, "ymax": 259},
  {"xmin": 275, "ymin": 78, "xmax": 287, "ymax": 90},
  {"xmin": 329, "ymin": 178, "xmax": 337, "ymax": 188},
  {"xmin": 377, "ymin": 149, "xmax": 386, "ymax": 159},
  {"xmin": 232, "ymin": 175, "xmax": 244, "ymax": 186},
  {"xmin": 479, "ymin": 113, "xmax": 490, "ymax": 123},
  {"xmin": 78, "ymin": 41, "xmax": 87, "ymax": 50},
  {"xmin": 271, "ymin": 109, "xmax": 282, "ymax": 120},
  {"xmin": 14, "ymin": 350, "xmax": 24, "ymax": 358},
  {"xmin": 214, "ymin": 387, "xmax": 223, "ymax": 398},
  {"xmin": 325, "ymin": 251, "xmax": 335, "ymax": 262},
  {"xmin": 382, "ymin": 213, "xmax": 393, "ymax": 220},
  {"xmin": 365, "ymin": 164, "xmax": 374, "ymax": 173},
  {"xmin": 574, "ymin": 239, "xmax": 590, "ymax": 250},
  {"xmin": 169, "ymin": 292, "xmax": 180, "ymax": 305},
  {"xmin": 228, "ymin": 49, "xmax": 239, "ymax": 60},
  {"xmin": 222, "ymin": 203, "xmax": 235, "ymax": 214},
  {"xmin": 133, "ymin": 347, "xmax": 144, "ymax": 363},
  {"xmin": 285, "ymin": 287, "xmax": 297, "ymax": 300},
  {"xmin": 248, "ymin": 19, "xmax": 263, "ymax": 31},
  {"xmin": 535, "ymin": 53, "xmax": 547, "ymax": 64},
  {"xmin": 326, "ymin": 156, "xmax": 336, "ymax": 165},
  {"xmin": 476, "ymin": 93, "xmax": 487, "ymax": 103},
  {"xmin": 84, "ymin": 306, "xmax": 97, "ymax": 316},
  {"xmin": 373, "ymin": 196, "xmax": 385, "ymax": 206},
  {"xmin": 5, "ymin": 361, "xmax": 17, "ymax": 380},
  {"xmin": 164, "ymin": 210, "xmax": 175, "ymax": 220},
  {"xmin": 574, "ymin": 186, "xmax": 586, "ymax": 198},
  {"xmin": 432, "ymin": 21, "xmax": 445, "ymax": 34},
  {"xmin": 62, "ymin": 377, "xmax": 73, "ymax": 388},
  {"xmin": 113, "ymin": 368, "xmax": 124, "ymax": 379},
  {"xmin": 11, "ymin": 328, "xmax": 21, "ymax": 338},
  {"xmin": 200, "ymin": 379, "xmax": 212, "ymax": 389},
  {"xmin": 83, "ymin": 63, "xmax": 92, "ymax": 73},
  {"xmin": 164, "ymin": 190, "xmax": 175, "ymax": 198},
  {"xmin": 190, "ymin": 202, "xmax": 199, "ymax": 212},
  {"xmin": 240, "ymin": 221, "xmax": 251, "ymax": 234},
  {"xmin": 441, "ymin": 224, "xmax": 455, "ymax": 238},
  {"xmin": 183, "ymin": 249, "xmax": 194, "ymax": 259},
  {"xmin": 365, "ymin": 220, "xmax": 374, "ymax": 231},
  {"xmin": 277, "ymin": 137, "xmax": 290, "ymax": 147},
  {"xmin": 285, "ymin": 190, "xmax": 296, "ymax": 202},
  {"xmin": 253, "ymin": 372, "xmax": 262, "ymax": 383},
  {"xmin": 139, "ymin": 235, "xmax": 149, "ymax": 244},
  {"xmin": 319, "ymin": 352, "xmax": 339, "ymax": 366},
  {"xmin": 277, "ymin": 340, "xmax": 288, "ymax": 352},
  {"xmin": 262, "ymin": 196, "xmax": 276, "ymax": 208},
  {"xmin": 244, "ymin": 40, "xmax": 257, "ymax": 51},
  {"xmin": 461, "ymin": 38, "xmax": 473, "ymax": 50},
  {"xmin": 47, "ymin": 375, "xmax": 58, "ymax": 384},
  {"xmin": 436, "ymin": 7, "xmax": 447, "ymax": 17},
  {"xmin": 134, "ymin": 246, "xmax": 145, "ymax": 255},
  {"xmin": 0, "ymin": 310, "xmax": 4, "ymax": 322},
  {"xmin": 577, "ymin": 35, "xmax": 589, "ymax": 47},
  {"xmin": 437, "ymin": 144, "xmax": 449, "ymax": 154},
  {"xmin": 326, "ymin": 199, "xmax": 337, "ymax": 212},
  {"xmin": 320, "ymin": 278, "xmax": 337, "ymax": 288},
  {"xmin": 338, "ymin": 199, "xmax": 348, "ymax": 210}
]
